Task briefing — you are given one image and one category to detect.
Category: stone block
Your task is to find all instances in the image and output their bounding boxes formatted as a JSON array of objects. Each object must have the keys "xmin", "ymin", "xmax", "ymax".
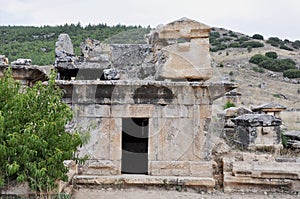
[
  {"xmin": 232, "ymin": 161, "xmax": 300, "ymax": 179},
  {"xmin": 199, "ymin": 104, "xmax": 212, "ymax": 119},
  {"xmin": 76, "ymin": 118, "xmax": 110, "ymax": 160},
  {"xmin": 73, "ymin": 174, "xmax": 215, "ymax": 189},
  {"xmin": 223, "ymin": 172, "xmax": 292, "ymax": 193},
  {"xmin": 189, "ymin": 162, "xmax": 213, "ymax": 177},
  {"xmin": 84, "ymin": 104, "xmax": 111, "ymax": 117},
  {"xmin": 161, "ymin": 105, "xmax": 193, "ymax": 118},
  {"xmin": 193, "ymin": 118, "xmax": 208, "ymax": 160},
  {"xmin": 111, "ymin": 104, "xmax": 154, "ymax": 118},
  {"xmin": 174, "ymin": 86, "xmax": 197, "ymax": 105},
  {"xmin": 109, "ymin": 118, "xmax": 122, "ymax": 161},
  {"xmin": 157, "ymin": 118, "xmax": 195, "ymax": 161},
  {"xmin": 149, "ymin": 161, "xmax": 190, "ymax": 176},
  {"xmin": 83, "ymin": 160, "xmax": 118, "ymax": 175}
]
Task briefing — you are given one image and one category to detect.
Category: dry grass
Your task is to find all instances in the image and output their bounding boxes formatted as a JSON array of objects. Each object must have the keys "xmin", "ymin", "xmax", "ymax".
[{"xmin": 210, "ymin": 41, "xmax": 300, "ymax": 131}]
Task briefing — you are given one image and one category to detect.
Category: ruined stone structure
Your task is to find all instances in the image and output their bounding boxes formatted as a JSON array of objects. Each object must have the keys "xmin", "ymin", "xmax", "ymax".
[
  {"xmin": 232, "ymin": 114, "xmax": 282, "ymax": 152},
  {"xmin": 0, "ymin": 17, "xmax": 299, "ymax": 196},
  {"xmin": 0, "ymin": 55, "xmax": 9, "ymax": 66},
  {"xmin": 223, "ymin": 153, "xmax": 300, "ymax": 193},
  {"xmin": 0, "ymin": 56, "xmax": 50, "ymax": 86},
  {"xmin": 55, "ymin": 18, "xmax": 235, "ymax": 189},
  {"xmin": 225, "ymin": 91, "xmax": 242, "ymax": 107},
  {"xmin": 252, "ymin": 102, "xmax": 287, "ymax": 118}
]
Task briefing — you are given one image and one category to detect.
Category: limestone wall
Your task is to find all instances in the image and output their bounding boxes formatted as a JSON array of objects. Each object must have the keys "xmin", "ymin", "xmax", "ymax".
[{"xmin": 58, "ymin": 80, "xmax": 234, "ymax": 178}]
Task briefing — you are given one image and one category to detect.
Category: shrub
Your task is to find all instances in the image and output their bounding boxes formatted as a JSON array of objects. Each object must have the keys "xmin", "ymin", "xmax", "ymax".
[
  {"xmin": 236, "ymin": 36, "xmax": 250, "ymax": 43},
  {"xmin": 280, "ymin": 44, "xmax": 294, "ymax": 51},
  {"xmin": 279, "ymin": 59, "xmax": 296, "ymax": 70},
  {"xmin": 268, "ymin": 37, "xmax": 281, "ymax": 43},
  {"xmin": 210, "ymin": 31, "xmax": 220, "ymax": 38},
  {"xmin": 258, "ymin": 59, "xmax": 277, "ymax": 71},
  {"xmin": 281, "ymin": 133, "xmax": 288, "ymax": 148},
  {"xmin": 265, "ymin": 51, "xmax": 278, "ymax": 59},
  {"xmin": 210, "ymin": 44, "xmax": 227, "ymax": 52},
  {"xmin": 270, "ymin": 43, "xmax": 279, "ymax": 47},
  {"xmin": 210, "ymin": 47, "xmax": 218, "ymax": 52},
  {"xmin": 292, "ymin": 40, "xmax": 300, "ymax": 49},
  {"xmin": 258, "ymin": 58, "xmax": 296, "ymax": 72},
  {"xmin": 228, "ymin": 42, "xmax": 241, "ymax": 48},
  {"xmin": 252, "ymin": 66, "xmax": 264, "ymax": 73},
  {"xmin": 283, "ymin": 69, "xmax": 300, "ymax": 78},
  {"xmin": 241, "ymin": 41, "xmax": 264, "ymax": 48},
  {"xmin": 228, "ymin": 31, "xmax": 238, "ymax": 38},
  {"xmin": 252, "ymin": 34, "xmax": 264, "ymax": 40},
  {"xmin": 249, "ymin": 54, "xmax": 296, "ymax": 72},
  {"xmin": 247, "ymin": 46, "xmax": 252, "ymax": 53},
  {"xmin": 266, "ymin": 37, "xmax": 282, "ymax": 47},
  {"xmin": 249, "ymin": 54, "xmax": 268, "ymax": 64},
  {"xmin": 223, "ymin": 101, "xmax": 236, "ymax": 109},
  {"xmin": 210, "ymin": 38, "xmax": 221, "ymax": 46},
  {"xmin": 218, "ymin": 37, "xmax": 233, "ymax": 42}
]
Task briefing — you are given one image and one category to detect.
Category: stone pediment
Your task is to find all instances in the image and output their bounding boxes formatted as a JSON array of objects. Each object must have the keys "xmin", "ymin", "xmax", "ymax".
[{"xmin": 156, "ymin": 17, "xmax": 211, "ymax": 39}]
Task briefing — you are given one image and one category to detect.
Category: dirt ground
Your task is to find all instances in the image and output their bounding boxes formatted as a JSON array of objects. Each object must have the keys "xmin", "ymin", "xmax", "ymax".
[{"xmin": 72, "ymin": 187, "xmax": 300, "ymax": 199}]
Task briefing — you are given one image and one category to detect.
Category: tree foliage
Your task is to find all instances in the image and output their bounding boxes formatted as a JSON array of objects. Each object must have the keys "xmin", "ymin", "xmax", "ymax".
[{"xmin": 0, "ymin": 68, "xmax": 83, "ymax": 192}]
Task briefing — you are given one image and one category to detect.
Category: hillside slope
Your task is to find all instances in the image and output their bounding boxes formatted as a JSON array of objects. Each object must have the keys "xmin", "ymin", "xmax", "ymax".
[{"xmin": 209, "ymin": 28, "xmax": 300, "ymax": 130}]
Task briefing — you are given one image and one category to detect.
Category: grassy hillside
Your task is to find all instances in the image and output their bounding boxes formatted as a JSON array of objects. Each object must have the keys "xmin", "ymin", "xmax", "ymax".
[{"xmin": 0, "ymin": 23, "xmax": 151, "ymax": 65}]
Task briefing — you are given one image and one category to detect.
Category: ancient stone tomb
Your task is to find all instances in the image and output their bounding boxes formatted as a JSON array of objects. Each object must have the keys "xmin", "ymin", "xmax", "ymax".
[{"xmin": 55, "ymin": 18, "xmax": 235, "ymax": 187}]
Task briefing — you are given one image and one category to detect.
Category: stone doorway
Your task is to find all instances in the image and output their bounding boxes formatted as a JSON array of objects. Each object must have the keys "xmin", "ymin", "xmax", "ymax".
[{"xmin": 121, "ymin": 118, "xmax": 149, "ymax": 174}]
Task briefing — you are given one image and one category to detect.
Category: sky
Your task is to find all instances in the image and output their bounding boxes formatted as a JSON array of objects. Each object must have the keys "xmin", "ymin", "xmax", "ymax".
[{"xmin": 0, "ymin": 0, "xmax": 300, "ymax": 41}]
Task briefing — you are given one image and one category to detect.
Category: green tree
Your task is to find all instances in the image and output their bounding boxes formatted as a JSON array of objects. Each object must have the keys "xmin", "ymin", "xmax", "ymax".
[{"xmin": 0, "ymin": 68, "xmax": 83, "ymax": 192}]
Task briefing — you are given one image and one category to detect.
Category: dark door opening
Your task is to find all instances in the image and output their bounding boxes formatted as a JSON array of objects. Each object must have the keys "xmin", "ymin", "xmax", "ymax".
[{"xmin": 121, "ymin": 118, "xmax": 149, "ymax": 174}]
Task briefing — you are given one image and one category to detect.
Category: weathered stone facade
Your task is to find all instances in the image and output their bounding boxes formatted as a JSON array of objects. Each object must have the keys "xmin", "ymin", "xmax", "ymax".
[
  {"xmin": 55, "ymin": 18, "xmax": 235, "ymax": 188},
  {"xmin": 59, "ymin": 80, "xmax": 234, "ymax": 177}
]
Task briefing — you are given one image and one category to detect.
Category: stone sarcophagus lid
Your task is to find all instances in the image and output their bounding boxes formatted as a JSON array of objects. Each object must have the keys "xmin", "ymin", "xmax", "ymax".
[
  {"xmin": 148, "ymin": 17, "xmax": 212, "ymax": 81},
  {"xmin": 232, "ymin": 114, "xmax": 282, "ymax": 151}
]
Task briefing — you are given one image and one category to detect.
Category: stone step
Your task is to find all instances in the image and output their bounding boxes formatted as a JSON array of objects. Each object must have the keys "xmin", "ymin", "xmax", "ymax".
[
  {"xmin": 232, "ymin": 161, "xmax": 300, "ymax": 179},
  {"xmin": 223, "ymin": 172, "xmax": 294, "ymax": 193},
  {"xmin": 73, "ymin": 174, "xmax": 215, "ymax": 190}
]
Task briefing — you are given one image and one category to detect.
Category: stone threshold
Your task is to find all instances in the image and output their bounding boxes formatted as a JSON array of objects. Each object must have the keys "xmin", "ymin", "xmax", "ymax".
[{"xmin": 73, "ymin": 174, "xmax": 215, "ymax": 189}]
